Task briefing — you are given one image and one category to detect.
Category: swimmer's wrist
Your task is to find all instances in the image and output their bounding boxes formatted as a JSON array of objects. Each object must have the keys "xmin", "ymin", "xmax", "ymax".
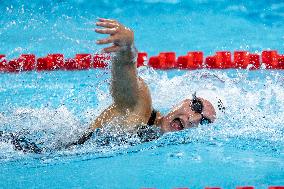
[
  {"xmin": 115, "ymin": 43, "xmax": 137, "ymax": 64},
  {"xmin": 119, "ymin": 43, "xmax": 137, "ymax": 54}
]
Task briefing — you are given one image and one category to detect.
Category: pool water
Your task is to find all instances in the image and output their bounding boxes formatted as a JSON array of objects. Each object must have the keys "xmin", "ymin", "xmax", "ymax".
[{"xmin": 0, "ymin": 0, "xmax": 283, "ymax": 188}]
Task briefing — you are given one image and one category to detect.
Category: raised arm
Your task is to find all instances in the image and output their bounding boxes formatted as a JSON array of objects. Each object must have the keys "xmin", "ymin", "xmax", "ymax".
[
  {"xmin": 95, "ymin": 18, "xmax": 139, "ymax": 111},
  {"xmin": 68, "ymin": 19, "xmax": 152, "ymax": 146}
]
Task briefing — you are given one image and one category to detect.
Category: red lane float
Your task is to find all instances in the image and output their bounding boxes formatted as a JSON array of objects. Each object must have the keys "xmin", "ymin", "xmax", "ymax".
[
  {"xmin": 216, "ymin": 51, "xmax": 232, "ymax": 68},
  {"xmin": 37, "ymin": 54, "xmax": 64, "ymax": 71},
  {"xmin": 149, "ymin": 52, "xmax": 176, "ymax": 69},
  {"xmin": 20, "ymin": 54, "xmax": 36, "ymax": 71},
  {"xmin": 262, "ymin": 50, "xmax": 278, "ymax": 69},
  {"xmin": 93, "ymin": 53, "xmax": 111, "ymax": 68},
  {"xmin": 159, "ymin": 52, "xmax": 176, "ymax": 69},
  {"xmin": 65, "ymin": 58, "xmax": 77, "ymax": 70},
  {"xmin": 75, "ymin": 54, "xmax": 92, "ymax": 70},
  {"xmin": 177, "ymin": 51, "xmax": 203, "ymax": 69},
  {"xmin": 278, "ymin": 55, "xmax": 284, "ymax": 69},
  {"xmin": 137, "ymin": 52, "xmax": 147, "ymax": 67},
  {"xmin": 6, "ymin": 54, "xmax": 36, "ymax": 72},
  {"xmin": 234, "ymin": 51, "xmax": 250, "ymax": 69},
  {"xmin": 65, "ymin": 54, "xmax": 92, "ymax": 70},
  {"xmin": 0, "ymin": 55, "xmax": 6, "ymax": 71},
  {"xmin": 249, "ymin": 54, "xmax": 260, "ymax": 70},
  {"xmin": 0, "ymin": 50, "xmax": 283, "ymax": 72},
  {"xmin": 36, "ymin": 57, "xmax": 48, "ymax": 71},
  {"xmin": 47, "ymin": 54, "xmax": 64, "ymax": 70},
  {"xmin": 205, "ymin": 56, "xmax": 216, "ymax": 69}
]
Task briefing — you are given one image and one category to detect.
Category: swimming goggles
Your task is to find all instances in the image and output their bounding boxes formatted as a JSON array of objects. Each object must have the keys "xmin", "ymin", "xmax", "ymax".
[{"xmin": 191, "ymin": 92, "xmax": 212, "ymax": 125}]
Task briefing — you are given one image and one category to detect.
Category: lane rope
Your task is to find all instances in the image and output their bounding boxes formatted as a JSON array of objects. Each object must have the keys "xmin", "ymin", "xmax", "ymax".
[{"xmin": 0, "ymin": 50, "xmax": 283, "ymax": 72}]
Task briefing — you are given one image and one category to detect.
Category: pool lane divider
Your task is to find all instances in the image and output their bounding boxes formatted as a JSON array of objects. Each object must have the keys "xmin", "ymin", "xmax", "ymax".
[
  {"xmin": 140, "ymin": 186, "xmax": 284, "ymax": 189},
  {"xmin": 147, "ymin": 50, "xmax": 283, "ymax": 70},
  {"xmin": 0, "ymin": 53, "xmax": 111, "ymax": 72},
  {"xmin": 0, "ymin": 50, "xmax": 283, "ymax": 73}
]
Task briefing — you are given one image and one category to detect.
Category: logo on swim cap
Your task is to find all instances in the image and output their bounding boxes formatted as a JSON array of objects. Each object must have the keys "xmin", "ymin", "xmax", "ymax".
[
  {"xmin": 195, "ymin": 89, "xmax": 227, "ymax": 117},
  {"xmin": 217, "ymin": 99, "xmax": 225, "ymax": 113}
]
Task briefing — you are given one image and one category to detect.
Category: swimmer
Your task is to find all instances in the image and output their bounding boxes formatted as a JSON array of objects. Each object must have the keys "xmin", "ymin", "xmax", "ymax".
[
  {"xmin": 1, "ymin": 18, "xmax": 219, "ymax": 153},
  {"xmin": 71, "ymin": 18, "xmax": 217, "ymax": 145}
]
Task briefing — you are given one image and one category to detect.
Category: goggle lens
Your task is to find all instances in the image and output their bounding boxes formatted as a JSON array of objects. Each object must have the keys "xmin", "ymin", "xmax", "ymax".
[{"xmin": 191, "ymin": 92, "xmax": 212, "ymax": 125}]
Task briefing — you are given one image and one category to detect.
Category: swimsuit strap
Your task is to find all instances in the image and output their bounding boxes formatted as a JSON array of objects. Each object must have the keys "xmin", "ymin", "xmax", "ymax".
[
  {"xmin": 76, "ymin": 131, "xmax": 93, "ymax": 145},
  {"xmin": 147, "ymin": 109, "xmax": 157, "ymax": 126}
]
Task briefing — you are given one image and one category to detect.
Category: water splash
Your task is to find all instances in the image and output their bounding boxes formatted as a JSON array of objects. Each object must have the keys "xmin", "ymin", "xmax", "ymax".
[{"xmin": 0, "ymin": 69, "xmax": 283, "ymax": 163}]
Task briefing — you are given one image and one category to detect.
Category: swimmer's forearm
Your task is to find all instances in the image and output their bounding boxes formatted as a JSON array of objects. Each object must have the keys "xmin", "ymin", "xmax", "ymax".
[
  {"xmin": 114, "ymin": 45, "xmax": 137, "ymax": 65},
  {"xmin": 95, "ymin": 18, "xmax": 140, "ymax": 110},
  {"xmin": 111, "ymin": 46, "xmax": 139, "ymax": 109}
]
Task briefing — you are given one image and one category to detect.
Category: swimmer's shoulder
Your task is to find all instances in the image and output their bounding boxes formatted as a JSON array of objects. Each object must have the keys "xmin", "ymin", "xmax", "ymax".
[
  {"xmin": 110, "ymin": 76, "xmax": 153, "ymax": 127},
  {"xmin": 89, "ymin": 77, "xmax": 152, "ymax": 130}
]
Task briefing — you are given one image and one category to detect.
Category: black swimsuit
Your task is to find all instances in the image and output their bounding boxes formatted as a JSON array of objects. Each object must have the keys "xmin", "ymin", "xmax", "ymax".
[
  {"xmin": 147, "ymin": 109, "xmax": 157, "ymax": 126},
  {"xmin": 136, "ymin": 109, "xmax": 161, "ymax": 142},
  {"xmin": 1, "ymin": 109, "xmax": 160, "ymax": 153},
  {"xmin": 71, "ymin": 109, "xmax": 160, "ymax": 145},
  {"xmin": 0, "ymin": 131, "xmax": 42, "ymax": 154}
]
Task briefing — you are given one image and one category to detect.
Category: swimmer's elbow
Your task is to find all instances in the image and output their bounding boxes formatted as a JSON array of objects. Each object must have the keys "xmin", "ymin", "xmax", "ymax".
[
  {"xmin": 113, "ymin": 97, "xmax": 138, "ymax": 111},
  {"xmin": 89, "ymin": 117, "xmax": 105, "ymax": 131},
  {"xmin": 111, "ymin": 86, "xmax": 140, "ymax": 110}
]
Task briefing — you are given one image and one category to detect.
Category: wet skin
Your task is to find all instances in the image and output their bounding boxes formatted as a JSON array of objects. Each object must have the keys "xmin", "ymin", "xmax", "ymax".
[
  {"xmin": 84, "ymin": 18, "xmax": 217, "ymax": 139},
  {"xmin": 159, "ymin": 98, "xmax": 216, "ymax": 133}
]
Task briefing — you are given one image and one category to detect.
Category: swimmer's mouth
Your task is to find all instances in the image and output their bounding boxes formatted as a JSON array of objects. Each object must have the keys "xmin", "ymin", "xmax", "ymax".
[{"xmin": 170, "ymin": 118, "xmax": 184, "ymax": 131}]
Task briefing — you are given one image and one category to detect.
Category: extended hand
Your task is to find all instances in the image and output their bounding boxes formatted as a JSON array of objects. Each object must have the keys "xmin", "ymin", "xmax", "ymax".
[{"xmin": 95, "ymin": 18, "xmax": 134, "ymax": 53}]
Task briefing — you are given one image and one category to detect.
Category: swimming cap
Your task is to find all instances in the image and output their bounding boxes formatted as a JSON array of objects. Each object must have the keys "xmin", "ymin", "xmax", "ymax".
[{"xmin": 195, "ymin": 89, "xmax": 226, "ymax": 118}]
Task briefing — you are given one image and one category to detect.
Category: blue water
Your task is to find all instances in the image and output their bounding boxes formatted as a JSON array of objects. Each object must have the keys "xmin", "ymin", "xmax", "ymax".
[{"xmin": 0, "ymin": 0, "xmax": 284, "ymax": 189}]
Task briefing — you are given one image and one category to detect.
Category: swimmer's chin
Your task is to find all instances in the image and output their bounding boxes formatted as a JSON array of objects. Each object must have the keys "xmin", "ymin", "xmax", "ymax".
[
  {"xmin": 156, "ymin": 116, "xmax": 172, "ymax": 133},
  {"xmin": 152, "ymin": 111, "xmax": 177, "ymax": 133}
]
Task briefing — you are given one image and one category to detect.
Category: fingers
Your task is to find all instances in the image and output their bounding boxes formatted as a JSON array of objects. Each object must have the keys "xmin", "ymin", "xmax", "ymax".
[
  {"xmin": 102, "ymin": 45, "xmax": 120, "ymax": 53},
  {"xmin": 96, "ymin": 37, "xmax": 114, "ymax": 45},
  {"xmin": 95, "ymin": 18, "xmax": 123, "ymax": 53},
  {"xmin": 96, "ymin": 22, "xmax": 118, "ymax": 29},
  {"xmin": 95, "ymin": 28, "xmax": 118, "ymax": 35},
  {"xmin": 98, "ymin": 18, "xmax": 117, "ymax": 23}
]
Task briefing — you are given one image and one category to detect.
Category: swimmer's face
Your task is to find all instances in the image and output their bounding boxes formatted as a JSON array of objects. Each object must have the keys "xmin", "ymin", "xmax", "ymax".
[{"xmin": 160, "ymin": 98, "xmax": 216, "ymax": 133}]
